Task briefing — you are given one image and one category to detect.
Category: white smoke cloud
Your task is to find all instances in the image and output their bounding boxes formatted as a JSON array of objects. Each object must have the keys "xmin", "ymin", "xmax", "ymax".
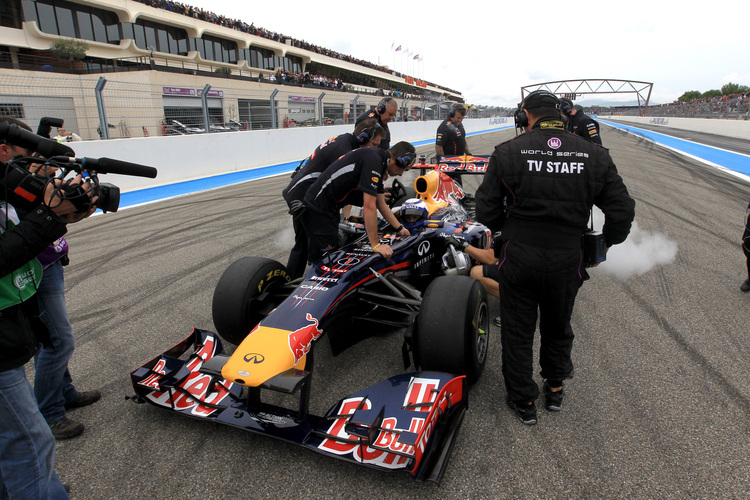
[
  {"xmin": 276, "ymin": 225, "xmax": 295, "ymax": 251},
  {"xmin": 590, "ymin": 207, "xmax": 678, "ymax": 281}
]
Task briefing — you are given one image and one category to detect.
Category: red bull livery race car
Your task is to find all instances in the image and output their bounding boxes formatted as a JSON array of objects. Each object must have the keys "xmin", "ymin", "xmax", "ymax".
[{"xmin": 130, "ymin": 155, "xmax": 494, "ymax": 482}]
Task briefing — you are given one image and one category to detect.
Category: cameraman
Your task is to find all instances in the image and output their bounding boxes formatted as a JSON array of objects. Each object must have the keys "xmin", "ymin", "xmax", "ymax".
[
  {"xmin": 0, "ymin": 120, "xmax": 96, "ymax": 497},
  {"xmin": 476, "ymin": 90, "xmax": 634, "ymax": 425},
  {"xmin": 0, "ymin": 117, "xmax": 101, "ymax": 440}
]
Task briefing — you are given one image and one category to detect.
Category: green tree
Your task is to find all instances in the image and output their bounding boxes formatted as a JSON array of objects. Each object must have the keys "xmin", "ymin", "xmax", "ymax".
[
  {"xmin": 721, "ymin": 82, "xmax": 750, "ymax": 95},
  {"xmin": 701, "ymin": 89, "xmax": 722, "ymax": 99},
  {"xmin": 50, "ymin": 38, "xmax": 89, "ymax": 61},
  {"xmin": 678, "ymin": 90, "xmax": 702, "ymax": 102}
]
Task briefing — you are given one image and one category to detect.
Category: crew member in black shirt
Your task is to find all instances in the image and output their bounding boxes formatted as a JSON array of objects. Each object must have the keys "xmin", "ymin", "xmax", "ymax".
[
  {"xmin": 435, "ymin": 104, "xmax": 471, "ymax": 157},
  {"xmin": 355, "ymin": 97, "xmax": 398, "ymax": 150},
  {"xmin": 436, "ymin": 104, "xmax": 471, "ymax": 184},
  {"xmin": 560, "ymin": 98, "xmax": 602, "ymax": 145},
  {"xmin": 476, "ymin": 90, "xmax": 634, "ymax": 425},
  {"xmin": 303, "ymin": 142, "xmax": 415, "ymax": 262},
  {"xmin": 283, "ymin": 119, "xmax": 384, "ymax": 278}
]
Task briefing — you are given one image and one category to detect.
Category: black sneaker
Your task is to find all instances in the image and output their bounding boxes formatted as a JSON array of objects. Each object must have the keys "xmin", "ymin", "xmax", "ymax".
[
  {"xmin": 50, "ymin": 417, "xmax": 84, "ymax": 440},
  {"xmin": 507, "ymin": 399, "xmax": 537, "ymax": 425},
  {"xmin": 493, "ymin": 316, "xmax": 502, "ymax": 327},
  {"xmin": 741, "ymin": 279, "xmax": 750, "ymax": 292},
  {"xmin": 544, "ymin": 383, "xmax": 564, "ymax": 412},
  {"xmin": 65, "ymin": 390, "xmax": 102, "ymax": 410}
]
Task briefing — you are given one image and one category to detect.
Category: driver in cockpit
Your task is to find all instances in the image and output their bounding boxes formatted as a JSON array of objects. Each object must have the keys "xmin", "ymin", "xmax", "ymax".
[{"xmin": 397, "ymin": 198, "xmax": 429, "ymax": 234}]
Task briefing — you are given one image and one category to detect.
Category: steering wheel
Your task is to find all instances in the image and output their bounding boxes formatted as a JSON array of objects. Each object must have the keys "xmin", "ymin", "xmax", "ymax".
[{"xmin": 388, "ymin": 179, "xmax": 407, "ymax": 208}]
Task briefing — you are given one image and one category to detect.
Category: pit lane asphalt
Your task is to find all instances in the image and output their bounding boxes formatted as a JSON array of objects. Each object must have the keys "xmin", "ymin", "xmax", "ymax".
[{"xmin": 39, "ymin": 124, "xmax": 750, "ymax": 499}]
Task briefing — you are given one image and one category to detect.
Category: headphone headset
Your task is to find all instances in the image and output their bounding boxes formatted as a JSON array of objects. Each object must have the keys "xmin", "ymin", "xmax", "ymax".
[
  {"xmin": 448, "ymin": 104, "xmax": 466, "ymax": 119},
  {"xmin": 376, "ymin": 97, "xmax": 394, "ymax": 115},
  {"xmin": 395, "ymin": 152, "xmax": 415, "ymax": 169},
  {"xmin": 356, "ymin": 122, "xmax": 383, "ymax": 144},
  {"xmin": 560, "ymin": 100, "xmax": 573, "ymax": 116},
  {"xmin": 514, "ymin": 104, "xmax": 528, "ymax": 129},
  {"xmin": 514, "ymin": 90, "xmax": 561, "ymax": 129}
]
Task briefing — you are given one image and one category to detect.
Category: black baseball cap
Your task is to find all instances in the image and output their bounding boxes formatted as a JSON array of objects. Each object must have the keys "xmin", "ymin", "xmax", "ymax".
[{"xmin": 522, "ymin": 90, "xmax": 560, "ymax": 110}]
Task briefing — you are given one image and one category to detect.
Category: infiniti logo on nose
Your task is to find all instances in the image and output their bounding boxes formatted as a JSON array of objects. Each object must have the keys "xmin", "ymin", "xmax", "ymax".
[{"xmin": 244, "ymin": 353, "xmax": 265, "ymax": 364}]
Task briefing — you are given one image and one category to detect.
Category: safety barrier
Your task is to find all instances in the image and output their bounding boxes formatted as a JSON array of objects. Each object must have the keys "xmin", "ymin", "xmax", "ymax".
[
  {"xmin": 66, "ymin": 117, "xmax": 513, "ymax": 192},
  {"xmin": 601, "ymin": 115, "xmax": 750, "ymax": 141}
]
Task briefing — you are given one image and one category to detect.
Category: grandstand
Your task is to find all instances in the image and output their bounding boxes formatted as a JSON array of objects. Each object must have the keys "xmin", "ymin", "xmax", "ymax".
[{"xmin": 0, "ymin": 0, "xmax": 470, "ymax": 139}]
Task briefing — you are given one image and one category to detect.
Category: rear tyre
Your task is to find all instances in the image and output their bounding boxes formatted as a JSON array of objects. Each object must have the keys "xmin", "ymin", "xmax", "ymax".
[
  {"xmin": 212, "ymin": 257, "xmax": 291, "ymax": 345},
  {"xmin": 415, "ymin": 275, "xmax": 489, "ymax": 384}
]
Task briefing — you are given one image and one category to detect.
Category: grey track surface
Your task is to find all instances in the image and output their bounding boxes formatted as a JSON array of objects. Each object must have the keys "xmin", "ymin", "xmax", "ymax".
[
  {"xmin": 604, "ymin": 118, "xmax": 750, "ymax": 155},
  {"xmin": 41, "ymin": 125, "xmax": 750, "ymax": 498}
]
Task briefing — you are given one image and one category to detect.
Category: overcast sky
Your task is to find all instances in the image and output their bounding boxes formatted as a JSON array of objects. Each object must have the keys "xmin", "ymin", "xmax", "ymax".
[{"xmin": 182, "ymin": 0, "xmax": 750, "ymax": 107}]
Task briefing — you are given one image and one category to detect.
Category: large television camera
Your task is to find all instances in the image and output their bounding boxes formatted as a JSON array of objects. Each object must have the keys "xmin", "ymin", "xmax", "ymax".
[{"xmin": 0, "ymin": 121, "xmax": 157, "ymax": 215}]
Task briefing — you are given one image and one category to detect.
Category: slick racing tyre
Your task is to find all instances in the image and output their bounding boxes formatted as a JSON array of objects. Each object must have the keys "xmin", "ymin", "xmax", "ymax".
[
  {"xmin": 212, "ymin": 257, "xmax": 291, "ymax": 346},
  {"xmin": 415, "ymin": 275, "xmax": 489, "ymax": 384}
]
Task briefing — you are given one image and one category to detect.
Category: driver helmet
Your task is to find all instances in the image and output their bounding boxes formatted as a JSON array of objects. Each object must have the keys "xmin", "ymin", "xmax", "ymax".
[{"xmin": 399, "ymin": 198, "xmax": 428, "ymax": 233}]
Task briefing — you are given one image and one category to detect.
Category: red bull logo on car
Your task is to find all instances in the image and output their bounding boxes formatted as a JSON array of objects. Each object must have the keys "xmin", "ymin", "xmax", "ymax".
[
  {"xmin": 288, "ymin": 313, "xmax": 322, "ymax": 363},
  {"xmin": 317, "ymin": 376, "xmax": 443, "ymax": 469},
  {"xmin": 138, "ymin": 334, "xmax": 235, "ymax": 417}
]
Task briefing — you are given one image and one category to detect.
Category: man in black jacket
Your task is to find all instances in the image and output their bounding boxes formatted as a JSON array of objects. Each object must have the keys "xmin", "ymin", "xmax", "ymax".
[
  {"xmin": 561, "ymin": 98, "xmax": 602, "ymax": 145},
  {"xmin": 0, "ymin": 129, "xmax": 96, "ymax": 497},
  {"xmin": 476, "ymin": 90, "xmax": 635, "ymax": 425},
  {"xmin": 283, "ymin": 119, "xmax": 384, "ymax": 278}
]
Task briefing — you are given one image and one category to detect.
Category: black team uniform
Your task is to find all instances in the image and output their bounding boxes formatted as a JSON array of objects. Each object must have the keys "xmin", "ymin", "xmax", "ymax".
[
  {"xmin": 741, "ymin": 200, "xmax": 750, "ymax": 291},
  {"xmin": 302, "ymin": 148, "xmax": 389, "ymax": 262},
  {"xmin": 356, "ymin": 109, "xmax": 391, "ymax": 150},
  {"xmin": 566, "ymin": 110, "xmax": 602, "ymax": 145},
  {"xmin": 476, "ymin": 94, "xmax": 634, "ymax": 421},
  {"xmin": 282, "ymin": 133, "xmax": 361, "ymax": 278},
  {"xmin": 436, "ymin": 115, "xmax": 468, "ymax": 185},
  {"xmin": 435, "ymin": 118, "xmax": 467, "ymax": 156}
]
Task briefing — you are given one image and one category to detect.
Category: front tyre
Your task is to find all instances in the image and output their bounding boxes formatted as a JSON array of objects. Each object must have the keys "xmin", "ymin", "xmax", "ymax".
[
  {"xmin": 415, "ymin": 275, "xmax": 489, "ymax": 384},
  {"xmin": 211, "ymin": 257, "xmax": 291, "ymax": 345}
]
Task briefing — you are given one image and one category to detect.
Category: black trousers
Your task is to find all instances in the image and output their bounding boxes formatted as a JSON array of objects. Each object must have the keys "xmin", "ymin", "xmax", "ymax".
[
  {"xmin": 302, "ymin": 209, "xmax": 339, "ymax": 264},
  {"xmin": 743, "ymin": 212, "xmax": 750, "ymax": 279},
  {"xmin": 498, "ymin": 240, "xmax": 585, "ymax": 403},
  {"xmin": 286, "ymin": 216, "xmax": 308, "ymax": 279}
]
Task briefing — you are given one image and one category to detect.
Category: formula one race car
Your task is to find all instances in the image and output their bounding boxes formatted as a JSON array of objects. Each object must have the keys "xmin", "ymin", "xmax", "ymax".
[{"xmin": 131, "ymin": 154, "xmax": 493, "ymax": 483}]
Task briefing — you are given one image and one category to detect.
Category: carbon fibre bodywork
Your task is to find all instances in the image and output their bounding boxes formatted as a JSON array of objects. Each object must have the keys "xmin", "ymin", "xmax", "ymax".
[{"xmin": 131, "ymin": 156, "xmax": 491, "ymax": 482}]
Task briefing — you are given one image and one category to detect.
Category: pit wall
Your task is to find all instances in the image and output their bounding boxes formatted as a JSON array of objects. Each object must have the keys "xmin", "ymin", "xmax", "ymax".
[
  {"xmin": 602, "ymin": 115, "xmax": 750, "ymax": 141},
  {"xmin": 60, "ymin": 117, "xmax": 512, "ymax": 192}
]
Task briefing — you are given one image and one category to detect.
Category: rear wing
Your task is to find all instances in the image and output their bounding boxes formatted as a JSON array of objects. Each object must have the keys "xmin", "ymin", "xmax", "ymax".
[{"xmin": 414, "ymin": 155, "xmax": 490, "ymax": 175}]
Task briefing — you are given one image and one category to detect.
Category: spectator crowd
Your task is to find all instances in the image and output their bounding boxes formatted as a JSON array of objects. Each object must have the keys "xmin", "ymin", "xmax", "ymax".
[
  {"xmin": 133, "ymin": 0, "xmax": 462, "ymax": 98},
  {"xmin": 610, "ymin": 93, "xmax": 750, "ymax": 119}
]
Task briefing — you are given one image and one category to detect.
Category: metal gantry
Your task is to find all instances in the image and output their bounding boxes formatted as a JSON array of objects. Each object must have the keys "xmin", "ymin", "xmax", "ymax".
[{"xmin": 521, "ymin": 79, "xmax": 654, "ymax": 116}]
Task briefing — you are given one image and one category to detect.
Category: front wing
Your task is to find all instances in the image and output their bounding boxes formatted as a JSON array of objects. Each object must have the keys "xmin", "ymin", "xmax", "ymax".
[{"xmin": 130, "ymin": 329, "xmax": 467, "ymax": 482}]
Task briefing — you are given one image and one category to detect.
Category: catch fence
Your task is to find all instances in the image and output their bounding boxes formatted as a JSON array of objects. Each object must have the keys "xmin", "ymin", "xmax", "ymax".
[{"xmin": 0, "ymin": 73, "xmax": 446, "ymax": 140}]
